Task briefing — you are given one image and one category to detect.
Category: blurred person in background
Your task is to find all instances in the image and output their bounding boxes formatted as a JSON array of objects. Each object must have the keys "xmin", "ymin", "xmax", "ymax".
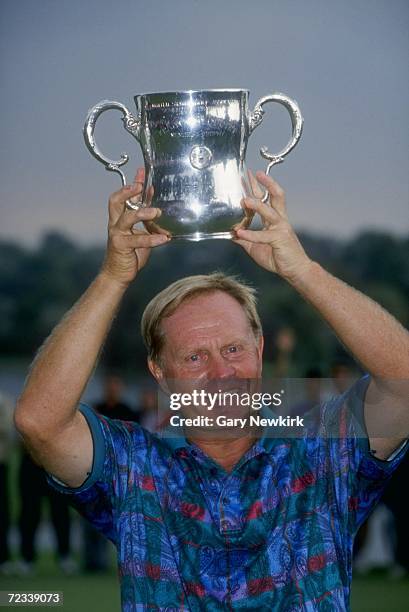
[
  {"xmin": 270, "ymin": 326, "xmax": 297, "ymax": 378},
  {"xmin": 94, "ymin": 373, "xmax": 137, "ymax": 422},
  {"xmin": 16, "ymin": 442, "xmax": 77, "ymax": 575},
  {"xmin": 290, "ymin": 367, "xmax": 323, "ymax": 418},
  {"xmin": 330, "ymin": 359, "xmax": 357, "ymax": 394},
  {"xmin": 82, "ymin": 372, "xmax": 136, "ymax": 573},
  {"xmin": 136, "ymin": 384, "xmax": 159, "ymax": 432},
  {"xmin": 0, "ymin": 391, "xmax": 15, "ymax": 576},
  {"xmin": 382, "ymin": 451, "xmax": 409, "ymax": 578}
]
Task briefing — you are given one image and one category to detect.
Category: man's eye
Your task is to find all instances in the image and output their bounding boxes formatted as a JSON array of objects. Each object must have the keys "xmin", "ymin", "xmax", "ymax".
[
  {"xmin": 188, "ymin": 354, "xmax": 200, "ymax": 362},
  {"xmin": 226, "ymin": 345, "xmax": 240, "ymax": 354},
  {"xmin": 186, "ymin": 352, "xmax": 208, "ymax": 365}
]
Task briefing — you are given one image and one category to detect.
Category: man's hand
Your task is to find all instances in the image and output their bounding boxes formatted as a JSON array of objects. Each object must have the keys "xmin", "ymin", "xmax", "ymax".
[
  {"xmin": 233, "ymin": 170, "xmax": 312, "ymax": 283},
  {"xmin": 101, "ymin": 168, "xmax": 170, "ymax": 286}
]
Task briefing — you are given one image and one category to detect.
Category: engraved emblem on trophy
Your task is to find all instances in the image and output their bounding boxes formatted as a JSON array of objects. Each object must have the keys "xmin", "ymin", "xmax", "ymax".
[{"xmin": 83, "ymin": 89, "xmax": 303, "ymax": 241}]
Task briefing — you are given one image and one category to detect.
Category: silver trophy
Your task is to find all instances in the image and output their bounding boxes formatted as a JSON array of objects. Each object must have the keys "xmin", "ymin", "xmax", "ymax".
[{"xmin": 84, "ymin": 89, "xmax": 303, "ymax": 241}]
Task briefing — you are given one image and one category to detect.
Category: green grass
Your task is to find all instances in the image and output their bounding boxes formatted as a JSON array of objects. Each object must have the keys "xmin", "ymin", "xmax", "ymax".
[
  {"xmin": 0, "ymin": 554, "xmax": 120, "ymax": 611},
  {"xmin": 351, "ymin": 572, "xmax": 409, "ymax": 611}
]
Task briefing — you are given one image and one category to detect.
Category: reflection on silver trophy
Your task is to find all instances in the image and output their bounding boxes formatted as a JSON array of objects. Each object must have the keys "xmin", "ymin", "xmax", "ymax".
[{"xmin": 84, "ymin": 89, "xmax": 303, "ymax": 241}]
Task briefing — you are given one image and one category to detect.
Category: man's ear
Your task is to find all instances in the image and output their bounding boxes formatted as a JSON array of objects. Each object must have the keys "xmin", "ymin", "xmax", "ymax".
[
  {"xmin": 148, "ymin": 358, "xmax": 163, "ymax": 381},
  {"xmin": 257, "ymin": 335, "xmax": 264, "ymax": 376},
  {"xmin": 148, "ymin": 358, "xmax": 170, "ymax": 394},
  {"xmin": 258, "ymin": 334, "xmax": 264, "ymax": 359}
]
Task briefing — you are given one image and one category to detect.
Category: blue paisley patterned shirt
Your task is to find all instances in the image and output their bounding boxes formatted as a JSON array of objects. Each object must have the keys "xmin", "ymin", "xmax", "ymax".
[{"xmin": 45, "ymin": 376, "xmax": 407, "ymax": 611}]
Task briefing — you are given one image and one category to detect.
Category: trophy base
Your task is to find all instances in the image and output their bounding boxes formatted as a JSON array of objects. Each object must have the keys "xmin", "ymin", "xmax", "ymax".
[{"xmin": 171, "ymin": 231, "xmax": 234, "ymax": 242}]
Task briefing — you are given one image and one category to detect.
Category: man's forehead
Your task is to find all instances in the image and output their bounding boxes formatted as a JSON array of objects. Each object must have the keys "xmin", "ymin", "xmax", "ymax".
[
  {"xmin": 165, "ymin": 291, "xmax": 248, "ymax": 322},
  {"xmin": 162, "ymin": 295, "xmax": 251, "ymax": 339}
]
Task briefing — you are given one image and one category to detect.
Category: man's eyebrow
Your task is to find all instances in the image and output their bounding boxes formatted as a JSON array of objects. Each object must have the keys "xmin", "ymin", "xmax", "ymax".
[
  {"xmin": 173, "ymin": 345, "xmax": 207, "ymax": 359},
  {"xmin": 220, "ymin": 338, "xmax": 251, "ymax": 349},
  {"xmin": 173, "ymin": 337, "xmax": 252, "ymax": 358}
]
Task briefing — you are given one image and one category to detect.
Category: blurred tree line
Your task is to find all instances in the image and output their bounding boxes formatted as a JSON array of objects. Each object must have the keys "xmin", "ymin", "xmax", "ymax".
[{"xmin": 0, "ymin": 230, "xmax": 408, "ymax": 376}]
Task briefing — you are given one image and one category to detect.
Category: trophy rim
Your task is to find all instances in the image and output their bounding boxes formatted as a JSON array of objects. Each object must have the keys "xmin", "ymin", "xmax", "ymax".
[{"xmin": 135, "ymin": 88, "xmax": 249, "ymax": 98}]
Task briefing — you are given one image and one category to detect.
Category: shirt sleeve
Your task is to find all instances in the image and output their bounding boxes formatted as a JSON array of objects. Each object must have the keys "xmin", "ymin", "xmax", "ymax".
[
  {"xmin": 44, "ymin": 402, "xmax": 143, "ymax": 544},
  {"xmin": 322, "ymin": 375, "xmax": 409, "ymax": 535}
]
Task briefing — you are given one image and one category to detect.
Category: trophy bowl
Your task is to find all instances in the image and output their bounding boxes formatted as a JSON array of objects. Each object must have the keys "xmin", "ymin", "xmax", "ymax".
[{"xmin": 84, "ymin": 89, "xmax": 303, "ymax": 241}]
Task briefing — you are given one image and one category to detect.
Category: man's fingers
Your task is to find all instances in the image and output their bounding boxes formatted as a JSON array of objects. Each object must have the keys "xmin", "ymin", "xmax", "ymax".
[
  {"xmin": 127, "ymin": 183, "xmax": 154, "ymax": 209},
  {"xmin": 108, "ymin": 183, "xmax": 143, "ymax": 225},
  {"xmin": 241, "ymin": 197, "xmax": 280, "ymax": 226},
  {"xmin": 133, "ymin": 167, "xmax": 145, "ymax": 184},
  {"xmin": 142, "ymin": 219, "xmax": 172, "ymax": 237},
  {"xmin": 116, "ymin": 206, "xmax": 162, "ymax": 232},
  {"xmin": 247, "ymin": 169, "xmax": 264, "ymax": 199},
  {"xmin": 255, "ymin": 171, "xmax": 287, "ymax": 217},
  {"xmin": 231, "ymin": 235, "xmax": 253, "ymax": 253},
  {"xmin": 234, "ymin": 228, "xmax": 276, "ymax": 244},
  {"xmin": 128, "ymin": 168, "xmax": 146, "ymax": 204},
  {"xmin": 111, "ymin": 232, "xmax": 169, "ymax": 250}
]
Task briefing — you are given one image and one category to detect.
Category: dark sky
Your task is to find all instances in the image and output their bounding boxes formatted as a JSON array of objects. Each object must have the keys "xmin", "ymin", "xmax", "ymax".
[{"xmin": 1, "ymin": 0, "xmax": 408, "ymax": 246}]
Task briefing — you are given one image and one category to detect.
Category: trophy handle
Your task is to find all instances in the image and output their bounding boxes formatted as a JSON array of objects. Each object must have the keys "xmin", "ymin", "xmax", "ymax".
[
  {"xmin": 249, "ymin": 93, "xmax": 303, "ymax": 202},
  {"xmin": 83, "ymin": 100, "xmax": 142, "ymax": 208}
]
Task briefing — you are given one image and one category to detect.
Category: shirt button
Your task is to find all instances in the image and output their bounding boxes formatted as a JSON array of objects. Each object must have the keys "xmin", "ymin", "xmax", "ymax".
[
  {"xmin": 222, "ymin": 497, "xmax": 230, "ymax": 504},
  {"xmin": 221, "ymin": 519, "xmax": 231, "ymax": 530}
]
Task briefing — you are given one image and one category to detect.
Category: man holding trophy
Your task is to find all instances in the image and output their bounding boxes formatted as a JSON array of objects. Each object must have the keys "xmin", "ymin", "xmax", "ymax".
[{"xmin": 14, "ymin": 89, "xmax": 409, "ymax": 610}]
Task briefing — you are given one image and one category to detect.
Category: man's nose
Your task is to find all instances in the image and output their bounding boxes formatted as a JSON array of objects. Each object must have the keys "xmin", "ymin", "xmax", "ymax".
[{"xmin": 207, "ymin": 355, "xmax": 236, "ymax": 379}]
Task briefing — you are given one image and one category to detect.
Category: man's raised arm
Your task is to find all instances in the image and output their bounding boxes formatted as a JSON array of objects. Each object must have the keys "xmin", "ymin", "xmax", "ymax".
[
  {"xmin": 234, "ymin": 169, "xmax": 409, "ymax": 459},
  {"xmin": 14, "ymin": 170, "xmax": 169, "ymax": 487}
]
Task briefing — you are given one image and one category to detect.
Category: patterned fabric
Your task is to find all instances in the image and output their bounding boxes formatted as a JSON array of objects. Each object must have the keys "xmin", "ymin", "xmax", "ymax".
[{"xmin": 45, "ymin": 376, "xmax": 408, "ymax": 611}]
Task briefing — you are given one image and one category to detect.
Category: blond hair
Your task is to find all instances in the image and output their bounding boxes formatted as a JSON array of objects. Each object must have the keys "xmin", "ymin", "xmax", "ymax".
[{"xmin": 141, "ymin": 272, "xmax": 262, "ymax": 362}]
